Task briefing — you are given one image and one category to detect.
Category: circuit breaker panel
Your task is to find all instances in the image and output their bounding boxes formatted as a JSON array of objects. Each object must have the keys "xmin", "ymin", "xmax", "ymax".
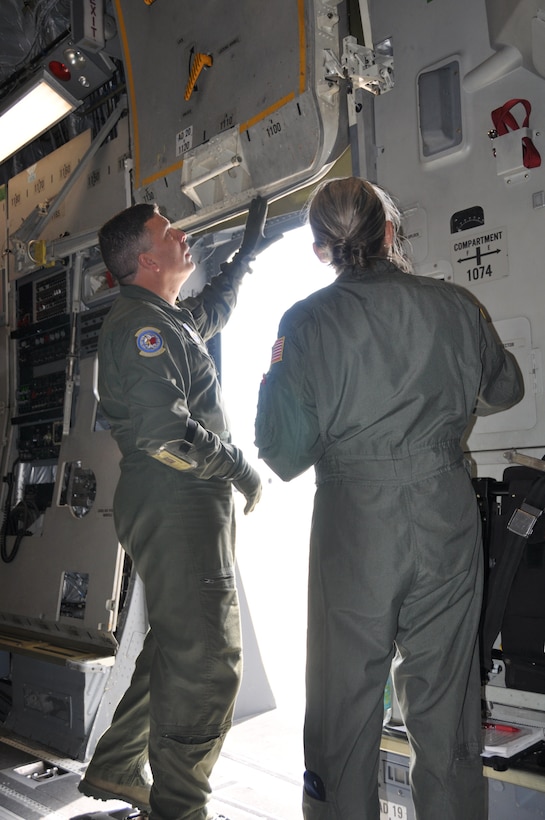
[{"xmin": 0, "ymin": 252, "xmax": 125, "ymax": 657}]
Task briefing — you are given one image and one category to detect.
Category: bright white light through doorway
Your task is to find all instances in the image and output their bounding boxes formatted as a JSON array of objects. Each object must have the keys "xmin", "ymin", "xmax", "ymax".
[{"xmin": 221, "ymin": 223, "xmax": 333, "ymax": 716}]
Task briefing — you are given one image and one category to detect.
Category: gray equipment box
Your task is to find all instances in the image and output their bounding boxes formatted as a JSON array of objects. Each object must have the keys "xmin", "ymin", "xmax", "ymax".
[
  {"xmin": 379, "ymin": 748, "xmax": 545, "ymax": 819},
  {"xmin": 378, "ymin": 750, "xmax": 414, "ymax": 820},
  {"xmin": 488, "ymin": 773, "xmax": 545, "ymax": 819},
  {"xmin": 6, "ymin": 654, "xmax": 111, "ymax": 761}
]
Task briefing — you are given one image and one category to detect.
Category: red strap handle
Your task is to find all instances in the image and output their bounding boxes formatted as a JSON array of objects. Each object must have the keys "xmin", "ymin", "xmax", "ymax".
[{"xmin": 491, "ymin": 98, "xmax": 541, "ymax": 169}]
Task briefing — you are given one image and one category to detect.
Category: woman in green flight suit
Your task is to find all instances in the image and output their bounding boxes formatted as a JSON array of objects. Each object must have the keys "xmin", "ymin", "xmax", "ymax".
[{"xmin": 255, "ymin": 177, "xmax": 524, "ymax": 820}]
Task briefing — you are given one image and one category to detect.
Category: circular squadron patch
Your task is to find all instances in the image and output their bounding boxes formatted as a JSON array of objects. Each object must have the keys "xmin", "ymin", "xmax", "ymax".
[{"xmin": 135, "ymin": 327, "xmax": 165, "ymax": 357}]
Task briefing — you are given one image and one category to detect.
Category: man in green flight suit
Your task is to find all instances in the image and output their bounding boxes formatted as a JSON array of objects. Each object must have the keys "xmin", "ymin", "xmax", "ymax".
[{"xmin": 78, "ymin": 198, "xmax": 270, "ymax": 820}]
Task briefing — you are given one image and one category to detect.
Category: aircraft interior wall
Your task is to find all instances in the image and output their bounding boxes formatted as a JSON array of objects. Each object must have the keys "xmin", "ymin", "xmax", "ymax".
[{"xmin": 368, "ymin": 0, "xmax": 545, "ymax": 474}]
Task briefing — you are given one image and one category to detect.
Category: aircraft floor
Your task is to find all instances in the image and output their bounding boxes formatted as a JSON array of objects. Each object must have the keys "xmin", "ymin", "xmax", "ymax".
[{"xmin": 0, "ymin": 706, "xmax": 304, "ymax": 820}]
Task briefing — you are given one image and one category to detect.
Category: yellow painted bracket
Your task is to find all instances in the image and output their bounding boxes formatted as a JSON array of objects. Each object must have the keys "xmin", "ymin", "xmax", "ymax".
[
  {"xmin": 28, "ymin": 239, "xmax": 54, "ymax": 268},
  {"xmin": 185, "ymin": 53, "xmax": 213, "ymax": 101}
]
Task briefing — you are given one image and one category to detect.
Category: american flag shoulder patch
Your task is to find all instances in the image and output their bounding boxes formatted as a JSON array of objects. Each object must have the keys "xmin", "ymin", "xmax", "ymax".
[{"xmin": 270, "ymin": 336, "xmax": 285, "ymax": 365}]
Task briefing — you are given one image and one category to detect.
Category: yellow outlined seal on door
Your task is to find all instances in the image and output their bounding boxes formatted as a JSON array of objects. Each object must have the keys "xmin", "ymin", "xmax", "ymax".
[{"xmin": 135, "ymin": 327, "xmax": 165, "ymax": 357}]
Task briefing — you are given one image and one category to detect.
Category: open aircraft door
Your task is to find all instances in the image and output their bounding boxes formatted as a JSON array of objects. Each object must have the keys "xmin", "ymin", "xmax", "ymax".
[{"xmin": 114, "ymin": 0, "xmax": 350, "ymax": 229}]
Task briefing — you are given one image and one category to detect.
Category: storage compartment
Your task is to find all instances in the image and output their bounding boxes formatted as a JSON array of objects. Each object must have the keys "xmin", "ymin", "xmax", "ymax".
[{"xmin": 6, "ymin": 654, "xmax": 111, "ymax": 760}]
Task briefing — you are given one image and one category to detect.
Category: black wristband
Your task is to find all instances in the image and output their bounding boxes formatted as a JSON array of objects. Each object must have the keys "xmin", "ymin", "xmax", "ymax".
[
  {"xmin": 185, "ymin": 418, "xmax": 198, "ymax": 443},
  {"xmin": 179, "ymin": 418, "xmax": 198, "ymax": 453}
]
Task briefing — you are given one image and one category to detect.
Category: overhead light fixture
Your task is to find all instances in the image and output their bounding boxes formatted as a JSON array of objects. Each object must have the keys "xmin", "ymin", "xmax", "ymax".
[{"xmin": 0, "ymin": 69, "xmax": 81, "ymax": 164}]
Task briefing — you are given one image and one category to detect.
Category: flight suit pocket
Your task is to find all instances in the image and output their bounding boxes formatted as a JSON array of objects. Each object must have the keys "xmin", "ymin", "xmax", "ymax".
[{"xmin": 199, "ymin": 568, "xmax": 242, "ymax": 711}]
